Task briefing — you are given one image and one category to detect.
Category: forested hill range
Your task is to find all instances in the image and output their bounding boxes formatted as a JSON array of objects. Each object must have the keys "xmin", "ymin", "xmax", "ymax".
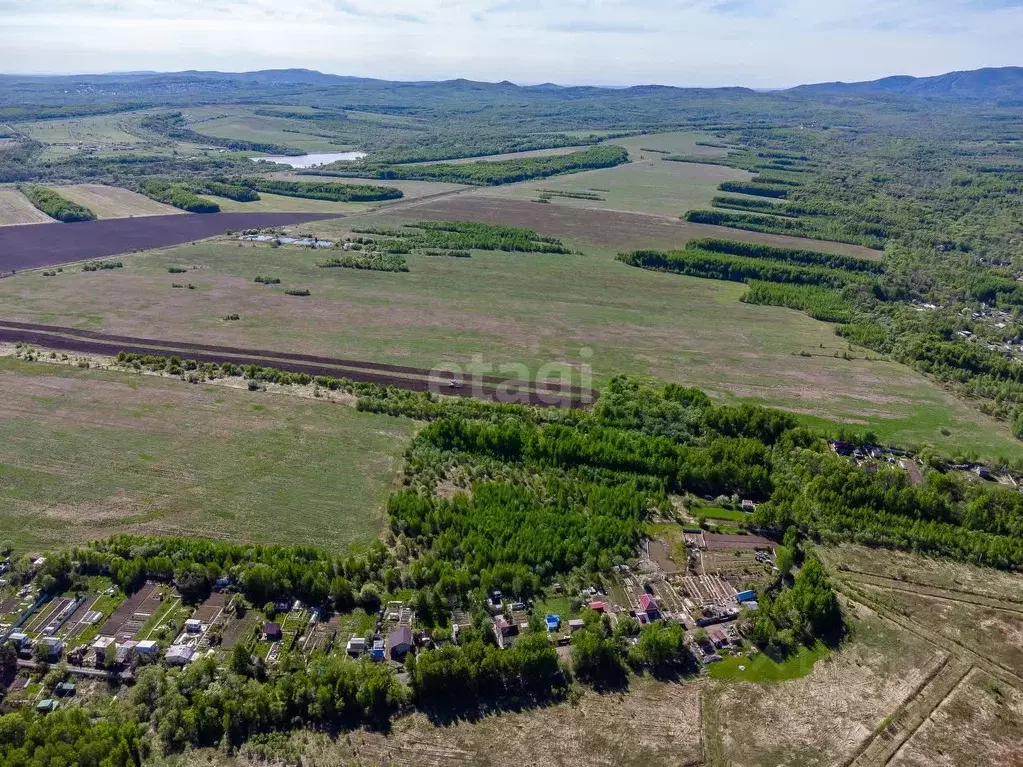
[
  {"xmin": 2, "ymin": 65, "xmax": 1022, "ymax": 115},
  {"xmin": 791, "ymin": 66, "xmax": 1023, "ymax": 102}
]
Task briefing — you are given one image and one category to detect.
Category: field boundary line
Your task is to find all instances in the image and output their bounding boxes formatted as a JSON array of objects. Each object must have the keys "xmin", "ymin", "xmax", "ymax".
[
  {"xmin": 836, "ymin": 581, "xmax": 1023, "ymax": 690},
  {"xmin": 834, "ymin": 566, "xmax": 1023, "ymax": 605},
  {"xmin": 840, "ymin": 572, "xmax": 1023, "ymax": 615},
  {"xmin": 844, "ymin": 655, "xmax": 971, "ymax": 767},
  {"xmin": 883, "ymin": 665, "xmax": 979, "ymax": 767}
]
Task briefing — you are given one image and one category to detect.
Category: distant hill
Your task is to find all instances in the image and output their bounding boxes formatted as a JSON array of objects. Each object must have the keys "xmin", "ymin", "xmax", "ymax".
[{"xmin": 790, "ymin": 66, "xmax": 1023, "ymax": 101}]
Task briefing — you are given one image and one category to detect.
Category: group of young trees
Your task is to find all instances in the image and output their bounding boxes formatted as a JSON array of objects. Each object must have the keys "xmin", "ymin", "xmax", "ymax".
[
  {"xmin": 20, "ymin": 185, "xmax": 95, "ymax": 222},
  {"xmin": 684, "ymin": 210, "xmax": 889, "ymax": 249},
  {"xmin": 138, "ymin": 179, "xmax": 220, "ymax": 213},
  {"xmin": 245, "ymin": 179, "xmax": 403, "ymax": 202},
  {"xmin": 355, "ymin": 220, "xmax": 573, "ymax": 254},
  {"xmin": 617, "ymin": 247, "xmax": 863, "ymax": 289},
  {"xmin": 319, "ymin": 252, "xmax": 410, "ymax": 272}
]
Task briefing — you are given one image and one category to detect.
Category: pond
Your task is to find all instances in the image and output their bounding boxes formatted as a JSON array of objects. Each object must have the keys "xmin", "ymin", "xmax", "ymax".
[{"xmin": 250, "ymin": 151, "xmax": 367, "ymax": 168}]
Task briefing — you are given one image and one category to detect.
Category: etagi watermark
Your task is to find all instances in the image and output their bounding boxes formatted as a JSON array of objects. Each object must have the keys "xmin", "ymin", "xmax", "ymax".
[{"xmin": 427, "ymin": 348, "xmax": 595, "ymax": 406}]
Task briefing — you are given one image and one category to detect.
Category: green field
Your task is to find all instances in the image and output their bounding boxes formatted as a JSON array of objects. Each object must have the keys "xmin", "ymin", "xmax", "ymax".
[
  {"xmin": 204, "ymin": 191, "xmax": 377, "ymax": 214},
  {"xmin": 0, "ymin": 214, "xmax": 1017, "ymax": 459},
  {"xmin": 0, "ymin": 356, "xmax": 412, "ymax": 551},
  {"xmin": 707, "ymin": 643, "xmax": 830, "ymax": 682},
  {"xmin": 482, "ymin": 131, "xmax": 751, "ymax": 216}
]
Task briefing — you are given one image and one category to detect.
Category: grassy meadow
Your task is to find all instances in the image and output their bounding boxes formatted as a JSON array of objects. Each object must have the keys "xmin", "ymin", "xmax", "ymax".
[
  {"xmin": 0, "ymin": 214, "xmax": 1017, "ymax": 459},
  {"xmin": 0, "ymin": 356, "xmax": 412, "ymax": 551}
]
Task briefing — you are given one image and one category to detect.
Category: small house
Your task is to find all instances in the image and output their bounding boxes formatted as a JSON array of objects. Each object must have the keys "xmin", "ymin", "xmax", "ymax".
[
  {"xmin": 184, "ymin": 619, "xmax": 202, "ymax": 634},
  {"xmin": 346, "ymin": 637, "xmax": 367, "ymax": 656},
  {"xmin": 388, "ymin": 626, "xmax": 413, "ymax": 660},
  {"xmin": 115, "ymin": 640, "xmax": 137, "ymax": 666},
  {"xmin": 136, "ymin": 640, "xmax": 159, "ymax": 656},
  {"xmin": 8, "ymin": 632, "xmax": 28, "ymax": 650},
  {"xmin": 568, "ymin": 618, "xmax": 585, "ymax": 632},
  {"xmin": 588, "ymin": 601, "xmax": 606, "ymax": 613},
  {"xmin": 263, "ymin": 622, "xmax": 282, "ymax": 642},
  {"xmin": 708, "ymin": 629, "xmax": 728, "ymax": 649},
  {"xmin": 829, "ymin": 441, "xmax": 854, "ymax": 456},
  {"xmin": 55, "ymin": 682, "xmax": 76, "ymax": 697},
  {"xmin": 36, "ymin": 699, "xmax": 59, "ymax": 714},
  {"xmin": 741, "ymin": 499, "xmax": 756, "ymax": 513},
  {"xmin": 370, "ymin": 639, "xmax": 385, "ymax": 662},
  {"xmin": 494, "ymin": 616, "xmax": 518, "ymax": 638},
  {"xmin": 165, "ymin": 645, "xmax": 194, "ymax": 666},
  {"xmin": 736, "ymin": 590, "xmax": 756, "ymax": 603},
  {"xmin": 639, "ymin": 594, "xmax": 660, "ymax": 620},
  {"xmin": 38, "ymin": 637, "xmax": 64, "ymax": 662},
  {"xmin": 545, "ymin": 614, "xmax": 561, "ymax": 632}
]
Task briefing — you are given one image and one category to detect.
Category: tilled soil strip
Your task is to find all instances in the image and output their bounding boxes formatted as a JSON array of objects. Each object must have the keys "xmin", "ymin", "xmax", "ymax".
[
  {"xmin": 0, "ymin": 325, "xmax": 592, "ymax": 408},
  {"xmin": 0, "ymin": 319, "xmax": 591, "ymax": 394}
]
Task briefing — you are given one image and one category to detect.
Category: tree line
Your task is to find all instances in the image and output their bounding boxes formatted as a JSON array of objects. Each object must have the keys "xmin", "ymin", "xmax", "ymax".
[
  {"xmin": 139, "ymin": 179, "xmax": 220, "ymax": 213},
  {"xmin": 346, "ymin": 145, "xmax": 629, "ymax": 186}
]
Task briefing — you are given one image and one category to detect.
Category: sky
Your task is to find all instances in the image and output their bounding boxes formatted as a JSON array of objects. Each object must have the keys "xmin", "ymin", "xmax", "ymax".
[{"xmin": 1, "ymin": 0, "xmax": 1021, "ymax": 88}]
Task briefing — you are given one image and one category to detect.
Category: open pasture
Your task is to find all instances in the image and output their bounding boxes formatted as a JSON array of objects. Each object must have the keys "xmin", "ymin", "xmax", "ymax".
[
  {"xmin": 386, "ymin": 194, "xmax": 881, "ymax": 258},
  {"xmin": 404, "ymin": 145, "xmax": 592, "ymax": 165},
  {"xmin": 608, "ymin": 130, "xmax": 734, "ymax": 158},
  {"xmin": 0, "ymin": 188, "xmax": 54, "ymax": 225},
  {"xmin": 180, "ymin": 107, "xmax": 357, "ymax": 154},
  {"xmin": 204, "ymin": 191, "xmax": 378, "ymax": 215},
  {"xmin": 53, "ymin": 184, "xmax": 182, "ymax": 219},
  {"xmin": 0, "ymin": 356, "xmax": 413, "ymax": 551},
  {"xmin": 482, "ymin": 155, "xmax": 752, "ymax": 216},
  {"xmin": 12, "ymin": 113, "xmax": 150, "ymax": 159},
  {"xmin": 0, "ymin": 213, "xmax": 1014, "ymax": 458}
]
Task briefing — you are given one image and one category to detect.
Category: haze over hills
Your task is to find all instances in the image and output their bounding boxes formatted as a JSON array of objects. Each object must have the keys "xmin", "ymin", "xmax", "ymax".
[
  {"xmin": 791, "ymin": 66, "xmax": 1023, "ymax": 101},
  {"xmin": 2, "ymin": 65, "xmax": 1022, "ymax": 102}
]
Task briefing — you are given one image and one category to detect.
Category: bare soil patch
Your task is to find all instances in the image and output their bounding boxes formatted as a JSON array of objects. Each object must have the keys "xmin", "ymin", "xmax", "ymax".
[{"xmin": 239, "ymin": 677, "xmax": 703, "ymax": 767}]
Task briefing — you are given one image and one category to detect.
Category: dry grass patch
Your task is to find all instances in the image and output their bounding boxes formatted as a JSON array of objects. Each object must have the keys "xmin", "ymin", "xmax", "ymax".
[
  {"xmin": 889, "ymin": 669, "xmax": 1023, "ymax": 767},
  {"xmin": 821, "ymin": 544, "xmax": 1023, "ymax": 604},
  {"xmin": 165, "ymin": 677, "xmax": 702, "ymax": 767},
  {"xmin": 704, "ymin": 600, "xmax": 942, "ymax": 767},
  {"xmin": 0, "ymin": 188, "xmax": 54, "ymax": 225},
  {"xmin": 54, "ymin": 184, "xmax": 182, "ymax": 219},
  {"xmin": 855, "ymin": 583, "xmax": 1023, "ymax": 675}
]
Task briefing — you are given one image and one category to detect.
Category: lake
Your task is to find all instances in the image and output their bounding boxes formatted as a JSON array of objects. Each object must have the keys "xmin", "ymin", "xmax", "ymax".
[{"xmin": 251, "ymin": 151, "xmax": 367, "ymax": 168}]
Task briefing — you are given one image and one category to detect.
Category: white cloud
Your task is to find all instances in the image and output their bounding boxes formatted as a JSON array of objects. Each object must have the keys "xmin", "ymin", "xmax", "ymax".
[{"xmin": 0, "ymin": 0, "xmax": 1020, "ymax": 86}]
